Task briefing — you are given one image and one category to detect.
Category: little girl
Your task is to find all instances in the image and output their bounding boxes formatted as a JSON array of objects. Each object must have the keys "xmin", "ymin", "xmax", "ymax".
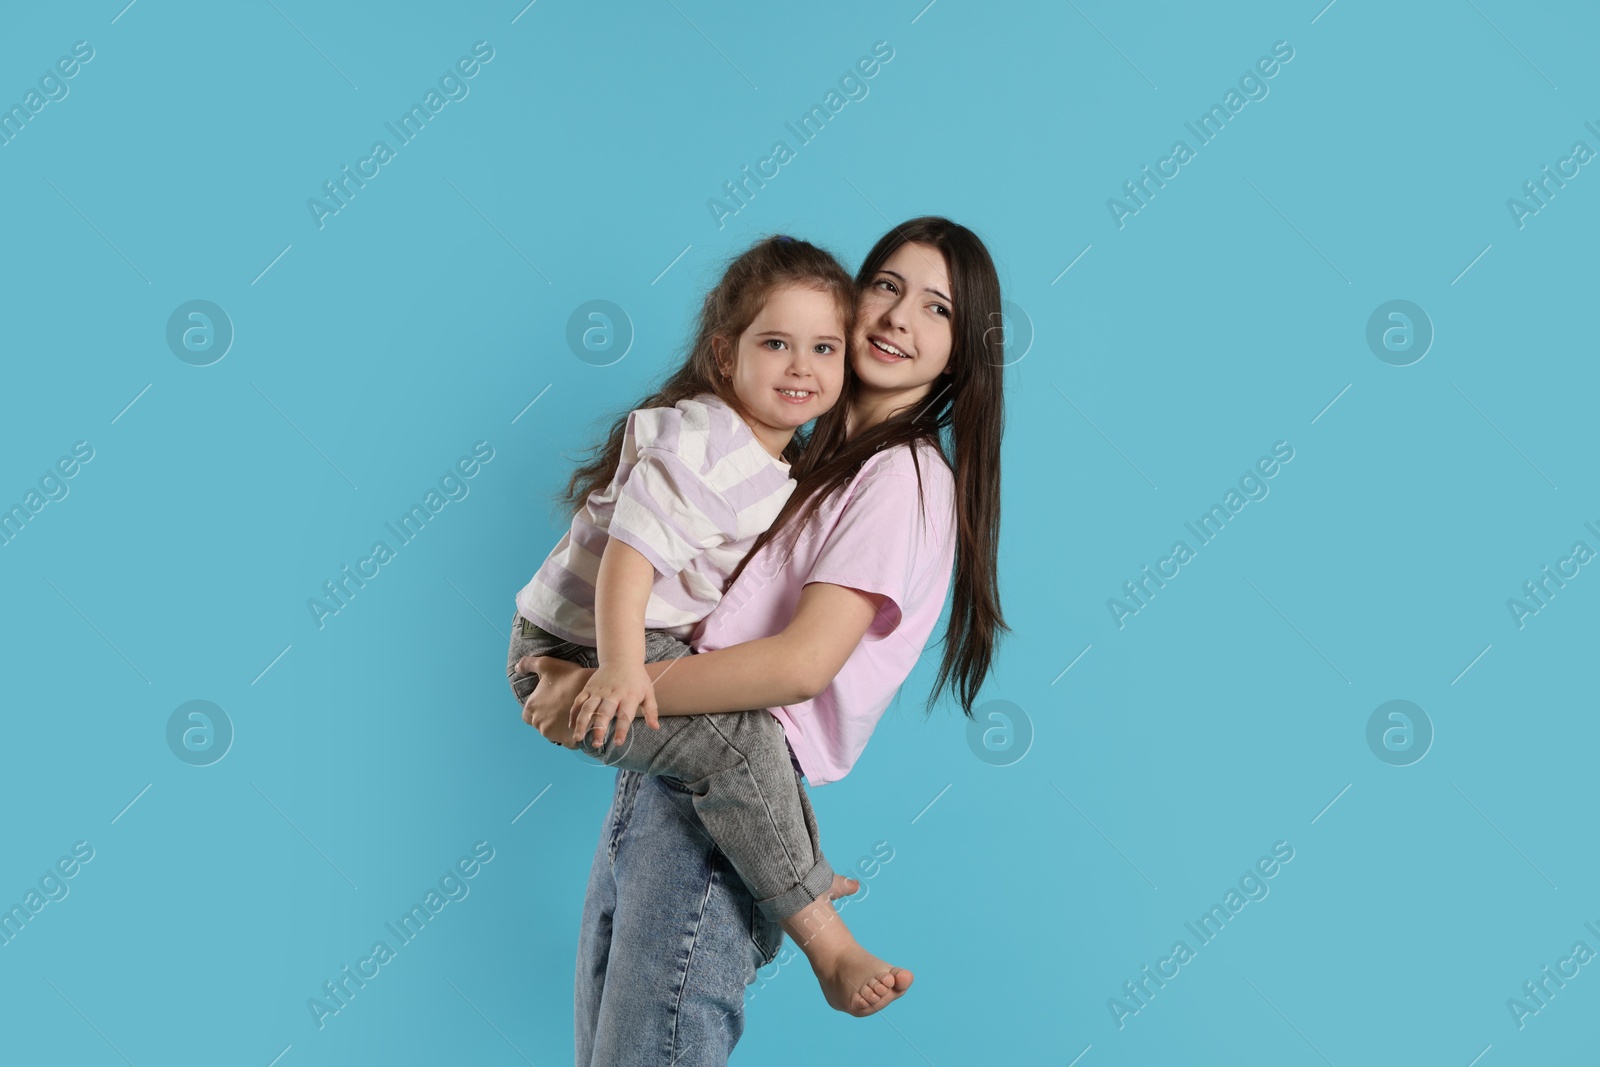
[{"xmin": 507, "ymin": 235, "xmax": 908, "ymax": 1015}]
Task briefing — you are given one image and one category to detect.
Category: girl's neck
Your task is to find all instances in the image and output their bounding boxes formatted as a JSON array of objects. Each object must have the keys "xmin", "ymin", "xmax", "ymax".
[
  {"xmin": 745, "ymin": 416, "xmax": 796, "ymax": 461},
  {"xmin": 753, "ymin": 427, "xmax": 794, "ymax": 460},
  {"xmin": 720, "ymin": 394, "xmax": 795, "ymax": 460}
]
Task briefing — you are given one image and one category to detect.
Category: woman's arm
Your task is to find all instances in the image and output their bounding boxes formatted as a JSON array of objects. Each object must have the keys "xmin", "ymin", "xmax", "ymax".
[
  {"xmin": 647, "ymin": 582, "xmax": 886, "ymax": 714},
  {"xmin": 523, "ymin": 581, "xmax": 887, "ymax": 746}
]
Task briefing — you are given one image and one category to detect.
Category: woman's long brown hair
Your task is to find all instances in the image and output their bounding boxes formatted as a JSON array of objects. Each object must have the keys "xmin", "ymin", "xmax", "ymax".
[
  {"xmin": 562, "ymin": 235, "xmax": 855, "ymax": 510},
  {"xmin": 731, "ymin": 217, "xmax": 1008, "ymax": 718}
]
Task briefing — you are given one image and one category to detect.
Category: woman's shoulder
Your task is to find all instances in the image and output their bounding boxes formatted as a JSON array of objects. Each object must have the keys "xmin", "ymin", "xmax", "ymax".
[
  {"xmin": 832, "ymin": 439, "xmax": 955, "ymax": 532},
  {"xmin": 856, "ymin": 437, "xmax": 954, "ymax": 494},
  {"xmin": 818, "ymin": 439, "xmax": 955, "ymax": 561}
]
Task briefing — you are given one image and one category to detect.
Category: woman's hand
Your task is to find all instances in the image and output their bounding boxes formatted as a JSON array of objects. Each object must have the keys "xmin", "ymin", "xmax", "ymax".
[{"xmin": 517, "ymin": 656, "xmax": 592, "ymax": 748}]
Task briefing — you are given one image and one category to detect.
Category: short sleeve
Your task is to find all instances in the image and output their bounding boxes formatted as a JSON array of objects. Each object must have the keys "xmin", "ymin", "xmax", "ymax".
[
  {"xmin": 804, "ymin": 468, "xmax": 944, "ymax": 640},
  {"xmin": 621, "ymin": 404, "xmax": 679, "ymax": 452},
  {"xmin": 609, "ymin": 446, "xmax": 738, "ymax": 578}
]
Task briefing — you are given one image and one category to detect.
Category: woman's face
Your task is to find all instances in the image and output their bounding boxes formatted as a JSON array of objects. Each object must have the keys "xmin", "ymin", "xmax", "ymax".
[{"xmin": 850, "ymin": 241, "xmax": 954, "ymax": 406}]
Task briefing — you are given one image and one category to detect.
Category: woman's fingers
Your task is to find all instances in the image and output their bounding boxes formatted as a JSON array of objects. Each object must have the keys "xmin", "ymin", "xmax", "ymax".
[{"xmin": 519, "ymin": 654, "xmax": 564, "ymax": 676}]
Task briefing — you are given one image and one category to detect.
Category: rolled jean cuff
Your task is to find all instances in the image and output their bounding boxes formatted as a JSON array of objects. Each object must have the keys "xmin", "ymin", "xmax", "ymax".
[{"xmin": 755, "ymin": 852, "xmax": 835, "ymax": 923}]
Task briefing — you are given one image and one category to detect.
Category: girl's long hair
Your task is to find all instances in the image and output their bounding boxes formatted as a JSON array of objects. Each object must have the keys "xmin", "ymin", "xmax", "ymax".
[
  {"xmin": 731, "ymin": 216, "xmax": 1008, "ymax": 718},
  {"xmin": 563, "ymin": 235, "xmax": 855, "ymax": 510}
]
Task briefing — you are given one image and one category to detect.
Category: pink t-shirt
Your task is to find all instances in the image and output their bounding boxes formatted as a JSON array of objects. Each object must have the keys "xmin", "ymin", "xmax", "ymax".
[{"xmin": 691, "ymin": 440, "xmax": 957, "ymax": 786}]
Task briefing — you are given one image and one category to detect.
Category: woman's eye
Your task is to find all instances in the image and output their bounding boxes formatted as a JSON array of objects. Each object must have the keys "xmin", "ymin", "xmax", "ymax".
[
  {"xmin": 875, "ymin": 278, "xmax": 897, "ymax": 293},
  {"xmin": 931, "ymin": 304, "xmax": 950, "ymax": 317}
]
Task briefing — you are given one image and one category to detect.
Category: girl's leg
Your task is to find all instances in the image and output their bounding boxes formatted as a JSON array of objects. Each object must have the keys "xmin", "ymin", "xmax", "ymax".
[
  {"xmin": 507, "ymin": 613, "xmax": 596, "ymax": 705},
  {"xmin": 588, "ymin": 632, "xmax": 835, "ymax": 921},
  {"xmin": 592, "ymin": 635, "xmax": 913, "ymax": 1016},
  {"xmin": 510, "ymin": 617, "xmax": 820, "ymax": 912}
]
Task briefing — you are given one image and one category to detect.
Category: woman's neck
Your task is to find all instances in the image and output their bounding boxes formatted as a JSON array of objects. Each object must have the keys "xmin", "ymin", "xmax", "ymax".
[{"xmin": 845, "ymin": 384, "xmax": 934, "ymax": 441}]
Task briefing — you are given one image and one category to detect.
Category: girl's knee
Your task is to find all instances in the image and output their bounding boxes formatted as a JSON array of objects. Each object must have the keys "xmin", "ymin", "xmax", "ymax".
[{"xmin": 508, "ymin": 667, "xmax": 540, "ymax": 708}]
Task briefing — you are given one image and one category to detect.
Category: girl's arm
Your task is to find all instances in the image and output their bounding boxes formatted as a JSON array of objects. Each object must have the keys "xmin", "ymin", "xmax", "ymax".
[
  {"xmin": 573, "ymin": 538, "xmax": 662, "ymax": 742},
  {"xmin": 592, "ymin": 538, "xmax": 655, "ymax": 676}
]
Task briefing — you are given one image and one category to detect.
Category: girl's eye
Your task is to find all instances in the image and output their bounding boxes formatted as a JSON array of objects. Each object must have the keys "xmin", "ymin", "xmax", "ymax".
[
  {"xmin": 763, "ymin": 339, "xmax": 787, "ymax": 350},
  {"xmin": 813, "ymin": 343, "xmax": 835, "ymax": 355}
]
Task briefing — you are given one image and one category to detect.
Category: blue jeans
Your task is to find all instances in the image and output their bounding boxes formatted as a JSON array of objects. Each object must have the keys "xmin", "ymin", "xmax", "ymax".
[{"xmin": 575, "ymin": 769, "xmax": 785, "ymax": 1067}]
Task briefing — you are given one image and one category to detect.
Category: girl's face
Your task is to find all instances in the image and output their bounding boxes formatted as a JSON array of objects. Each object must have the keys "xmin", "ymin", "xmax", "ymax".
[
  {"xmin": 851, "ymin": 241, "xmax": 954, "ymax": 405},
  {"xmin": 717, "ymin": 283, "xmax": 847, "ymax": 456}
]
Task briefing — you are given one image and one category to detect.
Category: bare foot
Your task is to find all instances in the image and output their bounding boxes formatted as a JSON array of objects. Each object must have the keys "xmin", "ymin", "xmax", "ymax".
[
  {"xmin": 812, "ymin": 943, "xmax": 914, "ymax": 1017},
  {"xmin": 779, "ymin": 894, "xmax": 913, "ymax": 1018}
]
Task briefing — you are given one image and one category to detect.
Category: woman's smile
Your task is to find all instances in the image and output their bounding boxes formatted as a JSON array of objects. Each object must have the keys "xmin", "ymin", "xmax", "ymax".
[{"xmin": 864, "ymin": 335, "xmax": 912, "ymax": 362}]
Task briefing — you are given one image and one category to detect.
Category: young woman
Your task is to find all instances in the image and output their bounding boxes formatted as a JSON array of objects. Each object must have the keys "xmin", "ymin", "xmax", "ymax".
[{"xmin": 518, "ymin": 217, "xmax": 1007, "ymax": 1066}]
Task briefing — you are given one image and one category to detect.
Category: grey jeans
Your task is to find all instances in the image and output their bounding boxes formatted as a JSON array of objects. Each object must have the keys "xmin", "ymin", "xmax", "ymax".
[{"xmin": 507, "ymin": 613, "xmax": 835, "ymax": 922}]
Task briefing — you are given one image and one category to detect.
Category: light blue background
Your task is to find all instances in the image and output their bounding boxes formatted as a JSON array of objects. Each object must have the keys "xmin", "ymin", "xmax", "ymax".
[{"xmin": 2, "ymin": 1, "xmax": 1596, "ymax": 1064}]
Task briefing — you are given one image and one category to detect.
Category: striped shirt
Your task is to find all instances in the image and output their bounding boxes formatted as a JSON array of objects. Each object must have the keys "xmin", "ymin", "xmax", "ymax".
[{"xmin": 516, "ymin": 394, "xmax": 795, "ymax": 644}]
